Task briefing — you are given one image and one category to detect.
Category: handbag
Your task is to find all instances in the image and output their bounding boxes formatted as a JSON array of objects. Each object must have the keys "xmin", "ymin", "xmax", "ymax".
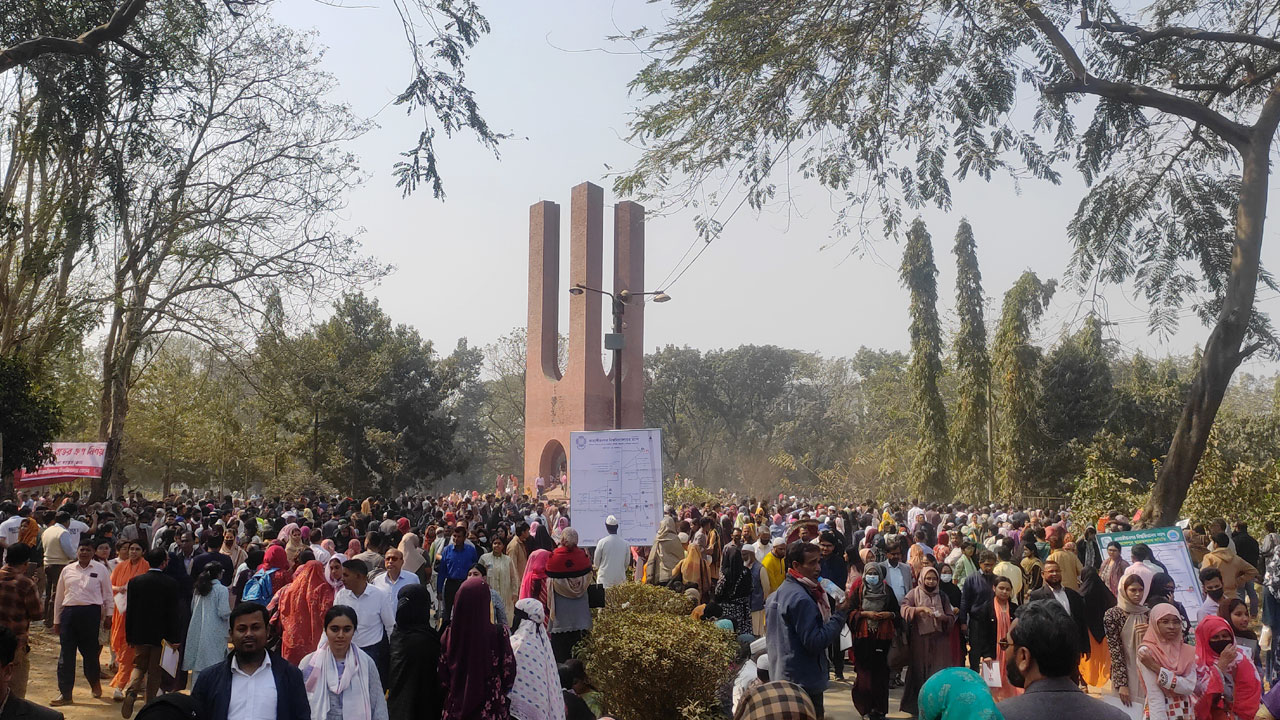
[{"xmin": 587, "ymin": 583, "xmax": 606, "ymax": 608}]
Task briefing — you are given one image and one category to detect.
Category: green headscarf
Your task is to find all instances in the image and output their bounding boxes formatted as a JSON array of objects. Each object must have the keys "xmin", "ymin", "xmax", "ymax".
[{"xmin": 919, "ymin": 667, "xmax": 1004, "ymax": 720}]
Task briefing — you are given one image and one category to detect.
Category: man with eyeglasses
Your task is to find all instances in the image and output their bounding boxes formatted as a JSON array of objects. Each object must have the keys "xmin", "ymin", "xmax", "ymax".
[{"xmin": 995, "ymin": 600, "xmax": 1127, "ymax": 720}]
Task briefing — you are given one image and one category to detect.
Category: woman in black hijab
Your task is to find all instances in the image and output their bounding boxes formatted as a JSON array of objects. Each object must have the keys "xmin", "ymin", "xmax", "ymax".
[
  {"xmin": 1077, "ymin": 566, "xmax": 1116, "ymax": 689},
  {"xmin": 529, "ymin": 522, "xmax": 558, "ymax": 553},
  {"xmin": 387, "ymin": 583, "xmax": 444, "ymax": 720}
]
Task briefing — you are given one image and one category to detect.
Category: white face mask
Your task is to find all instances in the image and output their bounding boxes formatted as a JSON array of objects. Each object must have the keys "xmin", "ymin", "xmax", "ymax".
[
  {"xmin": 940, "ymin": 574, "xmax": 953, "ymax": 582},
  {"xmin": 866, "ymin": 574, "xmax": 882, "ymax": 585}
]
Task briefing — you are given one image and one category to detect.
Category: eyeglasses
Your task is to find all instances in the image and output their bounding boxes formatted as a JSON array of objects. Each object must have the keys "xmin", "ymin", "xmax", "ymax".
[{"xmin": 998, "ymin": 639, "xmax": 1013, "ymax": 651}]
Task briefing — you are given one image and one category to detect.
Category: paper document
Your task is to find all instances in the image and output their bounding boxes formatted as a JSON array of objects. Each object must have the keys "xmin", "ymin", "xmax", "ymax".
[
  {"xmin": 160, "ymin": 642, "xmax": 180, "ymax": 677},
  {"xmin": 981, "ymin": 659, "xmax": 1002, "ymax": 688}
]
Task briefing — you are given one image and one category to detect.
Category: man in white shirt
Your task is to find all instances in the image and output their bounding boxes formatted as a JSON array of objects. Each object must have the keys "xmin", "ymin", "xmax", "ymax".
[
  {"xmin": 191, "ymin": 603, "xmax": 309, "ymax": 720},
  {"xmin": 50, "ymin": 540, "xmax": 113, "ymax": 705},
  {"xmin": 593, "ymin": 516, "xmax": 630, "ymax": 588},
  {"xmin": 0, "ymin": 505, "xmax": 23, "ymax": 547},
  {"xmin": 335, "ymin": 559, "xmax": 394, "ymax": 688},
  {"xmin": 371, "ymin": 548, "xmax": 419, "ymax": 599}
]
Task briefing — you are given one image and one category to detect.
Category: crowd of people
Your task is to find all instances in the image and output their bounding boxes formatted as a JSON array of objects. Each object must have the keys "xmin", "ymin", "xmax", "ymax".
[{"xmin": 0, "ymin": 488, "xmax": 1274, "ymax": 720}]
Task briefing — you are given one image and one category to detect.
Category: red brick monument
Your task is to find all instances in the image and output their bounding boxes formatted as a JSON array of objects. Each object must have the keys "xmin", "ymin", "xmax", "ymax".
[{"xmin": 523, "ymin": 182, "xmax": 646, "ymax": 492}]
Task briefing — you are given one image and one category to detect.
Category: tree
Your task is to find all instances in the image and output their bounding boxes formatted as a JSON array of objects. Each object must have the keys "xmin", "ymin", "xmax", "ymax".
[
  {"xmin": 992, "ymin": 272, "xmax": 1055, "ymax": 499},
  {"xmin": 93, "ymin": 13, "xmax": 378, "ymax": 499},
  {"xmin": 950, "ymin": 219, "xmax": 991, "ymax": 501},
  {"xmin": 900, "ymin": 219, "xmax": 949, "ymax": 498},
  {"xmin": 0, "ymin": 354, "xmax": 63, "ymax": 480},
  {"xmin": 0, "ymin": 0, "xmax": 502, "ymax": 198},
  {"xmin": 1036, "ymin": 316, "xmax": 1114, "ymax": 487},
  {"xmin": 618, "ymin": 0, "xmax": 1280, "ymax": 523}
]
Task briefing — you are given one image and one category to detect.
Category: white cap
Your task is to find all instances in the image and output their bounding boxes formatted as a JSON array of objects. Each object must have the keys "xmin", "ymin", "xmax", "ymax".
[
  {"xmin": 749, "ymin": 637, "xmax": 767, "ymax": 656},
  {"xmin": 757, "ymin": 654, "xmax": 770, "ymax": 673},
  {"xmin": 606, "ymin": 515, "xmax": 618, "ymax": 526},
  {"xmin": 771, "ymin": 537, "xmax": 785, "ymax": 548}
]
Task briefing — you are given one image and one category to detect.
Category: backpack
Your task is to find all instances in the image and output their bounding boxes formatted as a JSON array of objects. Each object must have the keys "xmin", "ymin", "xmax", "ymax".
[{"xmin": 241, "ymin": 568, "xmax": 276, "ymax": 604}]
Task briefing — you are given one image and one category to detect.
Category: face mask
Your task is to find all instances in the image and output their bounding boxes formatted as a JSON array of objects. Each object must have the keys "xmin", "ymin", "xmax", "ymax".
[
  {"xmin": 1208, "ymin": 638, "xmax": 1233, "ymax": 654},
  {"xmin": 941, "ymin": 574, "xmax": 953, "ymax": 583},
  {"xmin": 1207, "ymin": 588, "xmax": 1224, "ymax": 601},
  {"xmin": 865, "ymin": 574, "xmax": 881, "ymax": 585}
]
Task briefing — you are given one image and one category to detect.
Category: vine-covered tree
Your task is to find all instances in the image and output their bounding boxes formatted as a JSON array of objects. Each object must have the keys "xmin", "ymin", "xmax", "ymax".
[
  {"xmin": 992, "ymin": 272, "xmax": 1055, "ymax": 499},
  {"xmin": 901, "ymin": 219, "xmax": 949, "ymax": 499},
  {"xmin": 618, "ymin": 0, "xmax": 1280, "ymax": 523},
  {"xmin": 0, "ymin": 354, "xmax": 63, "ymax": 480},
  {"xmin": 950, "ymin": 219, "xmax": 991, "ymax": 501}
]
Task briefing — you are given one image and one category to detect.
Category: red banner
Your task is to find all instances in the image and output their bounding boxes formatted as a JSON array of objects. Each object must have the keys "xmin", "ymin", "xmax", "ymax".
[{"xmin": 14, "ymin": 443, "xmax": 107, "ymax": 488}]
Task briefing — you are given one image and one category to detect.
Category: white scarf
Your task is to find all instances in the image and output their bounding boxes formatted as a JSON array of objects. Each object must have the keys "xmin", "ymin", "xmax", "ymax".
[
  {"xmin": 303, "ymin": 646, "xmax": 372, "ymax": 720},
  {"xmin": 508, "ymin": 598, "xmax": 565, "ymax": 720}
]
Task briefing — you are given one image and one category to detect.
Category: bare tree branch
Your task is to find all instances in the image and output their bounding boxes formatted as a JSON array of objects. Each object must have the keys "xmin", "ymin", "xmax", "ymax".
[
  {"xmin": 1077, "ymin": 10, "xmax": 1280, "ymax": 54},
  {"xmin": 0, "ymin": 0, "xmax": 147, "ymax": 73}
]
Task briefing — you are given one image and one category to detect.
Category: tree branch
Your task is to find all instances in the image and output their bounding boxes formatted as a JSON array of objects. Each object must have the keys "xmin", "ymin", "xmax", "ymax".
[
  {"xmin": 1077, "ymin": 11, "xmax": 1280, "ymax": 54},
  {"xmin": 0, "ymin": 0, "xmax": 148, "ymax": 73}
]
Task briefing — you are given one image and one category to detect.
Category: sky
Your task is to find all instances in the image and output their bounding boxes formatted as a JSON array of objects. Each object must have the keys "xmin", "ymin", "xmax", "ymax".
[{"xmin": 269, "ymin": 0, "xmax": 1280, "ymax": 374}]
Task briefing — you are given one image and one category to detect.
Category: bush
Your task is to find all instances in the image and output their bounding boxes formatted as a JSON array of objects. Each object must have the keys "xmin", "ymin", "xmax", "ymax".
[
  {"xmin": 580, "ymin": 608, "xmax": 737, "ymax": 720},
  {"xmin": 604, "ymin": 583, "xmax": 694, "ymax": 616},
  {"xmin": 1069, "ymin": 434, "xmax": 1146, "ymax": 529},
  {"xmin": 663, "ymin": 476, "xmax": 716, "ymax": 509}
]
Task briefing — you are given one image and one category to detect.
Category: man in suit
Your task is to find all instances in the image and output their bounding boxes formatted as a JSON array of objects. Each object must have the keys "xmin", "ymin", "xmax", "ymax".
[
  {"xmin": 122, "ymin": 549, "xmax": 181, "ymax": 717},
  {"xmin": 0, "ymin": 625, "xmax": 61, "ymax": 720},
  {"xmin": 996, "ymin": 600, "xmax": 1127, "ymax": 720},
  {"xmin": 161, "ymin": 531, "xmax": 196, "ymax": 693},
  {"xmin": 190, "ymin": 603, "xmax": 309, "ymax": 720},
  {"xmin": 1028, "ymin": 560, "xmax": 1090, "ymax": 662}
]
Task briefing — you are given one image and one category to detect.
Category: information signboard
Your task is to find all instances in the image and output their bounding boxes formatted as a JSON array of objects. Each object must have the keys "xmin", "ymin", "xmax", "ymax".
[
  {"xmin": 567, "ymin": 429, "xmax": 662, "ymax": 548},
  {"xmin": 1096, "ymin": 526, "xmax": 1203, "ymax": 618}
]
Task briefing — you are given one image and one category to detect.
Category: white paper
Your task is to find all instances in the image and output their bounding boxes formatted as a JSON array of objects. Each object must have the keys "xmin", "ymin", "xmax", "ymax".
[
  {"xmin": 839, "ymin": 624, "xmax": 853, "ymax": 651},
  {"xmin": 113, "ymin": 592, "xmax": 127, "ymax": 613},
  {"xmin": 981, "ymin": 659, "xmax": 1002, "ymax": 688},
  {"xmin": 160, "ymin": 642, "xmax": 180, "ymax": 677}
]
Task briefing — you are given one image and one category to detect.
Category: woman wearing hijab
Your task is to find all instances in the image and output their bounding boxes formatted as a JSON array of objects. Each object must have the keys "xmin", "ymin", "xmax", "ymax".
[
  {"xmin": 1078, "ymin": 566, "xmax": 1116, "ymax": 690},
  {"xmin": 715, "ymin": 544, "xmax": 753, "ymax": 634},
  {"xmin": 259, "ymin": 544, "xmax": 294, "ymax": 598},
  {"xmin": 849, "ymin": 563, "xmax": 900, "ymax": 720},
  {"xmin": 1131, "ymin": 603, "xmax": 1197, "ymax": 720},
  {"xmin": 1100, "ymin": 541, "xmax": 1130, "ymax": 597},
  {"xmin": 950, "ymin": 540, "xmax": 979, "ymax": 589},
  {"xmin": 673, "ymin": 536, "xmax": 713, "ymax": 603},
  {"xmin": 439, "ymin": 577, "xmax": 516, "ymax": 720},
  {"xmin": 1217, "ymin": 599, "xmax": 1261, "ymax": 667},
  {"xmin": 520, "ymin": 549, "xmax": 551, "ymax": 613},
  {"xmin": 900, "ymin": 565, "xmax": 957, "ymax": 715},
  {"xmin": 280, "ymin": 523, "xmax": 305, "ymax": 565},
  {"xmin": 1018, "ymin": 544, "xmax": 1043, "ymax": 604},
  {"xmin": 346, "ymin": 538, "xmax": 363, "ymax": 560},
  {"xmin": 301, "ymin": 605, "xmax": 388, "ymax": 720},
  {"xmin": 1192, "ymin": 614, "xmax": 1262, "ymax": 720},
  {"xmin": 398, "ymin": 533, "xmax": 430, "ymax": 585},
  {"xmin": 937, "ymin": 562, "xmax": 966, "ymax": 668},
  {"xmin": 508, "ymin": 598, "xmax": 565, "ymax": 720},
  {"xmin": 546, "ymin": 528, "xmax": 594, "ymax": 663},
  {"xmin": 550, "ymin": 517, "xmax": 570, "ymax": 544},
  {"xmin": 1104, "ymin": 573, "xmax": 1150, "ymax": 718},
  {"xmin": 108, "ymin": 540, "xmax": 147, "ymax": 699},
  {"xmin": 918, "ymin": 667, "xmax": 1003, "ymax": 720},
  {"xmin": 273, "ymin": 560, "xmax": 336, "ymax": 665},
  {"xmin": 933, "ymin": 532, "xmax": 952, "ymax": 565},
  {"xmin": 1145, "ymin": 573, "xmax": 1191, "ymax": 636},
  {"xmin": 387, "ymin": 584, "xmax": 443, "ymax": 720},
  {"xmin": 970, "ymin": 575, "xmax": 1019, "ymax": 702},
  {"xmin": 644, "ymin": 516, "xmax": 684, "ymax": 585},
  {"xmin": 528, "ymin": 523, "xmax": 557, "ymax": 554}
]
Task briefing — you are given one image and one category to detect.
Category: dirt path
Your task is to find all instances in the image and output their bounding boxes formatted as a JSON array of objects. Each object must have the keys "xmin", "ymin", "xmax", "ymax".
[{"xmin": 26, "ymin": 625, "xmax": 129, "ymax": 720}]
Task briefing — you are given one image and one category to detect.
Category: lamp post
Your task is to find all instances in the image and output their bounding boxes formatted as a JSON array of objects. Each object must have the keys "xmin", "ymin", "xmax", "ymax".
[{"xmin": 568, "ymin": 283, "xmax": 670, "ymax": 429}]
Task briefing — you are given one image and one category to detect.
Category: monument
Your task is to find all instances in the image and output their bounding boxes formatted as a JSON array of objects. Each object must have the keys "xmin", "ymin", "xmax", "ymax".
[{"xmin": 524, "ymin": 182, "xmax": 646, "ymax": 491}]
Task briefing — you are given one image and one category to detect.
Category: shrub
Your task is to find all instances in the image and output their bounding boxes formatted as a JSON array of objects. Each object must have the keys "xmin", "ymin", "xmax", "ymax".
[
  {"xmin": 1069, "ymin": 434, "xmax": 1145, "ymax": 529},
  {"xmin": 604, "ymin": 583, "xmax": 694, "ymax": 616},
  {"xmin": 580, "ymin": 608, "xmax": 737, "ymax": 720}
]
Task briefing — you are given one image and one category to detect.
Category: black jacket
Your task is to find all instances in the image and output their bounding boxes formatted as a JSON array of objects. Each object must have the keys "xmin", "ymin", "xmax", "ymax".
[
  {"xmin": 1234, "ymin": 530, "xmax": 1262, "ymax": 571},
  {"xmin": 190, "ymin": 651, "xmax": 309, "ymax": 720},
  {"xmin": 968, "ymin": 599, "xmax": 1018, "ymax": 660},
  {"xmin": 125, "ymin": 570, "xmax": 182, "ymax": 646},
  {"xmin": 1028, "ymin": 586, "xmax": 1090, "ymax": 656}
]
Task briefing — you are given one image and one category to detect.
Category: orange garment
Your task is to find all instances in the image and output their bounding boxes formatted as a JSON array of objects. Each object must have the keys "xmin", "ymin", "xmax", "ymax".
[
  {"xmin": 991, "ymin": 598, "xmax": 1022, "ymax": 702},
  {"xmin": 272, "ymin": 561, "xmax": 335, "ymax": 665},
  {"xmin": 109, "ymin": 558, "xmax": 148, "ymax": 689},
  {"xmin": 1080, "ymin": 631, "xmax": 1112, "ymax": 688}
]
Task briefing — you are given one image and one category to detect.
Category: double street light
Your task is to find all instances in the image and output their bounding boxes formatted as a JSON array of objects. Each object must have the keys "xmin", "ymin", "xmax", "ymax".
[{"xmin": 568, "ymin": 283, "xmax": 671, "ymax": 429}]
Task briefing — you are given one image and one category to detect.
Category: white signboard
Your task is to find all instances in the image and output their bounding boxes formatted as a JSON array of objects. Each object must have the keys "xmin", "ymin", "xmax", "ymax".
[
  {"xmin": 14, "ymin": 442, "xmax": 107, "ymax": 488},
  {"xmin": 1096, "ymin": 526, "xmax": 1203, "ymax": 619},
  {"xmin": 568, "ymin": 429, "xmax": 663, "ymax": 547}
]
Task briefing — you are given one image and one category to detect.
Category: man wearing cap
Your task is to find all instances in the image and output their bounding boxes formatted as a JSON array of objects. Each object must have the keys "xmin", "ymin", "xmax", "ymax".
[
  {"xmin": 760, "ymin": 538, "xmax": 787, "ymax": 599},
  {"xmin": 593, "ymin": 516, "xmax": 630, "ymax": 588}
]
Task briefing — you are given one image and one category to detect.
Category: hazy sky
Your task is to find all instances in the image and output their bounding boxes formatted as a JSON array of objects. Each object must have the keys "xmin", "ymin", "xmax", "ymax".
[{"xmin": 270, "ymin": 0, "xmax": 1280, "ymax": 374}]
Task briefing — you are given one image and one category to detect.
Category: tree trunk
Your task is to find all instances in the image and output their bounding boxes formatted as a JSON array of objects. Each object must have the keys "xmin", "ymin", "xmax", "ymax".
[{"xmin": 1145, "ymin": 142, "xmax": 1270, "ymax": 525}]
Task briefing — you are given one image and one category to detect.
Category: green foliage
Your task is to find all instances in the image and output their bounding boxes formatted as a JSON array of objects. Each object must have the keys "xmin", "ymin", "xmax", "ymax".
[
  {"xmin": 992, "ymin": 273, "xmax": 1056, "ymax": 499},
  {"xmin": 950, "ymin": 219, "xmax": 991, "ymax": 502},
  {"xmin": 1035, "ymin": 317, "xmax": 1114, "ymax": 489},
  {"xmin": 1069, "ymin": 432, "xmax": 1146, "ymax": 526},
  {"xmin": 0, "ymin": 354, "xmax": 63, "ymax": 478},
  {"xmin": 581, "ymin": 597, "xmax": 736, "ymax": 720},
  {"xmin": 901, "ymin": 219, "xmax": 950, "ymax": 498},
  {"xmin": 1182, "ymin": 417, "xmax": 1280, "ymax": 528},
  {"xmin": 663, "ymin": 476, "xmax": 716, "ymax": 509},
  {"xmin": 603, "ymin": 583, "xmax": 695, "ymax": 616}
]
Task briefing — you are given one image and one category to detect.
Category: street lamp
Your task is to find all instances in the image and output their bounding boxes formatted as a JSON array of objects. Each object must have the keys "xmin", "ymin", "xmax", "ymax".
[{"xmin": 568, "ymin": 283, "xmax": 671, "ymax": 429}]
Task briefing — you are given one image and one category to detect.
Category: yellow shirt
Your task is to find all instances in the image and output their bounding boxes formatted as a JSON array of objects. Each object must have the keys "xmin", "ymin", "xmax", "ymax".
[{"xmin": 760, "ymin": 551, "xmax": 786, "ymax": 597}]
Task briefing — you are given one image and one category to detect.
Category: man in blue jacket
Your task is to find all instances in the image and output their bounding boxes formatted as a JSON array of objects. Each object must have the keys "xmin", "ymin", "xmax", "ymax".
[
  {"xmin": 765, "ymin": 540, "xmax": 852, "ymax": 718},
  {"xmin": 190, "ymin": 602, "xmax": 309, "ymax": 720}
]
